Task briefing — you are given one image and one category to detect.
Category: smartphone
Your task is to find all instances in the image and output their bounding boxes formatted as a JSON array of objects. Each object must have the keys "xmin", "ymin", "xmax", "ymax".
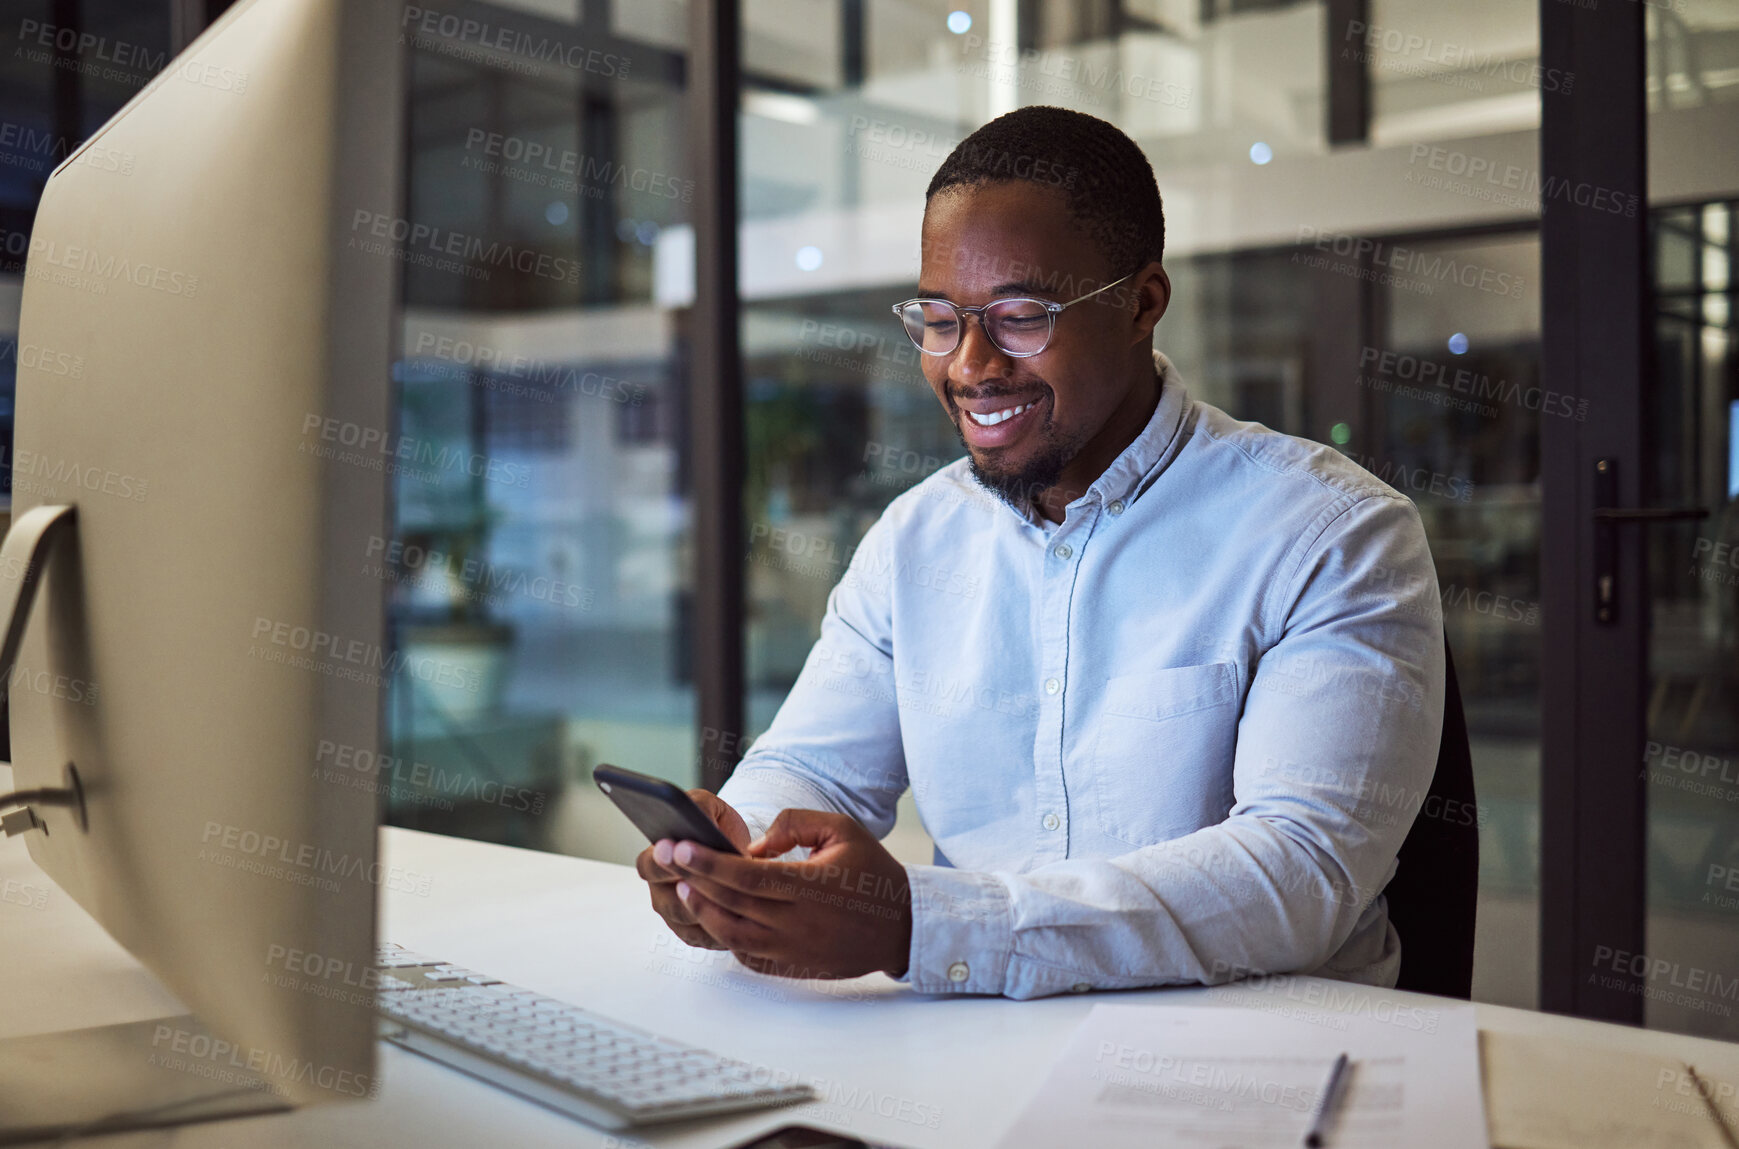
[{"xmin": 592, "ymin": 763, "xmax": 741, "ymax": 855}]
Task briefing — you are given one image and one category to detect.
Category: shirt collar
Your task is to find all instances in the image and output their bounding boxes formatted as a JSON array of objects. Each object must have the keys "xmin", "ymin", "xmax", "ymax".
[{"xmin": 984, "ymin": 348, "xmax": 1192, "ymax": 529}]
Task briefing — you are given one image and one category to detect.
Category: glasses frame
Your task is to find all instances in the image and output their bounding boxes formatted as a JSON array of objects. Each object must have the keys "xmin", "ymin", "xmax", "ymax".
[{"xmin": 891, "ymin": 272, "xmax": 1135, "ymax": 359}]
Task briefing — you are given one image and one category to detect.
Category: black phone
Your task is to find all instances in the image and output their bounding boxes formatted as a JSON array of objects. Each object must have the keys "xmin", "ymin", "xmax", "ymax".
[{"xmin": 592, "ymin": 763, "xmax": 741, "ymax": 855}]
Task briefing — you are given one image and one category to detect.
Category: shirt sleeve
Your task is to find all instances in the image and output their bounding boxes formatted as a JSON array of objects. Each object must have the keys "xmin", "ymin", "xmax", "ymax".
[
  {"xmin": 901, "ymin": 492, "xmax": 1447, "ymax": 999},
  {"xmin": 718, "ymin": 510, "xmax": 910, "ymax": 847}
]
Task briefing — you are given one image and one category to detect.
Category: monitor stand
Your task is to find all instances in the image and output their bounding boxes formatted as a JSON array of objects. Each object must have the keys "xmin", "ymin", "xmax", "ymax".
[{"xmin": 0, "ymin": 506, "xmax": 295, "ymax": 1142}]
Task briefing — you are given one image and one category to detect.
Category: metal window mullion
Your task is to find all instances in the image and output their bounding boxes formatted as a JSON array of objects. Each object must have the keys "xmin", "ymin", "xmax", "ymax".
[
  {"xmin": 688, "ymin": 0, "xmax": 744, "ymax": 793},
  {"xmin": 1538, "ymin": 0, "xmax": 1649, "ymax": 1024}
]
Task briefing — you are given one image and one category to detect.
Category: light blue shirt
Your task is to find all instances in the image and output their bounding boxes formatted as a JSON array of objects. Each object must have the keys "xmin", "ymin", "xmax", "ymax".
[{"xmin": 719, "ymin": 350, "xmax": 1446, "ymax": 1000}]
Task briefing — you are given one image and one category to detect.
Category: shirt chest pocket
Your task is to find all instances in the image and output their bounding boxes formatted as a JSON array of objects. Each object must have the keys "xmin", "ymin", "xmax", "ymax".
[{"xmin": 1088, "ymin": 662, "xmax": 1242, "ymax": 846}]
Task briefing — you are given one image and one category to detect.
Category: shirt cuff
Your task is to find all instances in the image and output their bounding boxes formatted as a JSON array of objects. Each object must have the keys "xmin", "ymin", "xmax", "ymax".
[{"xmin": 901, "ymin": 864, "xmax": 1013, "ymax": 994}]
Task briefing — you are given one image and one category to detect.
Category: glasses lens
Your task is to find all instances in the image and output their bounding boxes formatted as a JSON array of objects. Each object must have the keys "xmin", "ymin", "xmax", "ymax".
[
  {"xmin": 899, "ymin": 301, "xmax": 960, "ymax": 354},
  {"xmin": 985, "ymin": 299, "xmax": 1053, "ymax": 355}
]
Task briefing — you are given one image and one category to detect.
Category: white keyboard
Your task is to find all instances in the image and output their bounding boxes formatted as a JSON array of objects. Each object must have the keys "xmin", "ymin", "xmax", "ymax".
[{"xmin": 374, "ymin": 944, "xmax": 815, "ymax": 1129}]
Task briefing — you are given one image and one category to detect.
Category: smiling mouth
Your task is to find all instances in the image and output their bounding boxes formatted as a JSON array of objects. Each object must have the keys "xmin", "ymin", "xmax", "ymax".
[{"xmin": 965, "ymin": 400, "xmax": 1038, "ymax": 427}]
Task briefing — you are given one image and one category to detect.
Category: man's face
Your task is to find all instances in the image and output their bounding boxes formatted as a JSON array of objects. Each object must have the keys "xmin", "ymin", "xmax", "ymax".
[{"xmin": 916, "ymin": 181, "xmax": 1148, "ymax": 510}]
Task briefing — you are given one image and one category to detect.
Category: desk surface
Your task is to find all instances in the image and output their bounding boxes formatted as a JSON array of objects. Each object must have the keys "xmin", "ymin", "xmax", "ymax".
[{"xmin": 9, "ymin": 822, "xmax": 1739, "ymax": 1148}]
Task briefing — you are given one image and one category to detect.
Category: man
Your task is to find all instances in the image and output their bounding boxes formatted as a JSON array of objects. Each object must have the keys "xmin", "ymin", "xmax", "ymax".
[{"xmin": 635, "ymin": 105, "xmax": 1445, "ymax": 999}]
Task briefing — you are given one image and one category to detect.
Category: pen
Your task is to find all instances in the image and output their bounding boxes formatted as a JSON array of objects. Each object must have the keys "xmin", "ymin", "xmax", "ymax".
[
  {"xmin": 1303, "ymin": 1052, "xmax": 1351, "ymax": 1148},
  {"xmin": 1686, "ymin": 1063, "xmax": 1739, "ymax": 1149}
]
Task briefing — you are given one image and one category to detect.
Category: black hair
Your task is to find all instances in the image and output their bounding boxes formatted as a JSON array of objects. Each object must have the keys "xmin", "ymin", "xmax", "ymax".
[{"xmin": 924, "ymin": 105, "xmax": 1164, "ymax": 276}]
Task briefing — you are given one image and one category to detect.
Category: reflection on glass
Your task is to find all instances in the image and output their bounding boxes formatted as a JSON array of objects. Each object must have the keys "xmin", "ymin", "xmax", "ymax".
[
  {"xmin": 1645, "ymin": 199, "xmax": 1739, "ymax": 1040},
  {"xmin": 1370, "ymin": 232, "xmax": 1543, "ymax": 1011},
  {"xmin": 383, "ymin": 3, "xmax": 692, "ymax": 865}
]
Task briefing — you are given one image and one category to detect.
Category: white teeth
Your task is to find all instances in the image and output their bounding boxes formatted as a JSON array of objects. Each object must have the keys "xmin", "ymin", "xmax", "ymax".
[{"xmin": 967, "ymin": 401, "xmax": 1033, "ymax": 427}]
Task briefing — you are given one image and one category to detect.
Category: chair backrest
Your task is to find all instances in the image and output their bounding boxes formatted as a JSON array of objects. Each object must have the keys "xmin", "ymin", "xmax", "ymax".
[{"xmin": 1385, "ymin": 634, "xmax": 1479, "ymax": 999}]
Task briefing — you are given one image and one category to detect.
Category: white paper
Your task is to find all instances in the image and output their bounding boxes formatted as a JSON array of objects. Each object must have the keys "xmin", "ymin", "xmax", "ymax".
[{"xmin": 995, "ymin": 1001, "xmax": 1487, "ymax": 1149}]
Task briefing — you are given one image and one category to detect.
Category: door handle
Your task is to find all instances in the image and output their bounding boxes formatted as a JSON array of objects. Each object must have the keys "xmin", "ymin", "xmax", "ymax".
[{"xmin": 1592, "ymin": 457, "xmax": 1709, "ymax": 625}]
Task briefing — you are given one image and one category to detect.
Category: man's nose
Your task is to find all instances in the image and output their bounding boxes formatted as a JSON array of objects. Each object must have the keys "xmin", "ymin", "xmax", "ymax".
[{"xmin": 947, "ymin": 313, "xmax": 1012, "ymax": 390}]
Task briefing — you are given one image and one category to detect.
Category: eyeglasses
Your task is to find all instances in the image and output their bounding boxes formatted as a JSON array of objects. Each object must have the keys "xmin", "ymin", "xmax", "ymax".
[{"xmin": 891, "ymin": 273, "xmax": 1133, "ymax": 359}]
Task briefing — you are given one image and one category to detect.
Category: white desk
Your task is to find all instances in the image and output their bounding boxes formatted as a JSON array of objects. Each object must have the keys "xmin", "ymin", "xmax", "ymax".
[{"xmin": 9, "ymin": 824, "xmax": 1739, "ymax": 1148}]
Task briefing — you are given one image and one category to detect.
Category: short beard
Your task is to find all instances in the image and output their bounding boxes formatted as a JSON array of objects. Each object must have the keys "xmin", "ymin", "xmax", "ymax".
[{"xmin": 959, "ymin": 411, "xmax": 1080, "ymax": 515}]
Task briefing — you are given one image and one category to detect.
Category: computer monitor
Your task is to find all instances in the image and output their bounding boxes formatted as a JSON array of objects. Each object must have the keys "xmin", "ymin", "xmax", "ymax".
[{"xmin": 0, "ymin": 0, "xmax": 403, "ymax": 1138}]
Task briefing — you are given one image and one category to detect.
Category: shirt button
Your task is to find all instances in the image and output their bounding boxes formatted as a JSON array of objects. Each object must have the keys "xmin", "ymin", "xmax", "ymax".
[
  {"xmin": 1053, "ymin": 543, "xmax": 1072, "ymax": 559},
  {"xmin": 1044, "ymin": 677, "xmax": 1061, "ymax": 695},
  {"xmin": 1042, "ymin": 813, "xmax": 1061, "ymax": 831},
  {"xmin": 1107, "ymin": 500, "xmax": 1125, "ymax": 516},
  {"xmin": 947, "ymin": 962, "xmax": 970, "ymax": 983}
]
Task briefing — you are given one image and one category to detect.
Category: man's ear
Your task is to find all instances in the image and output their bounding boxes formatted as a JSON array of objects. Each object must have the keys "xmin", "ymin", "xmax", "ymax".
[{"xmin": 1129, "ymin": 262, "xmax": 1170, "ymax": 347}]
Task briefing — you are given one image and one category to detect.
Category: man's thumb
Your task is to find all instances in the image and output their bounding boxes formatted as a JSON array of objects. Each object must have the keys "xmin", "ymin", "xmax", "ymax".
[{"xmin": 748, "ymin": 808, "xmax": 842, "ymax": 857}]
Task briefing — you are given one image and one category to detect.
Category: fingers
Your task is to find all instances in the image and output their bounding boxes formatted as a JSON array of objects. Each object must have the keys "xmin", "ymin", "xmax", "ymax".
[
  {"xmin": 635, "ymin": 840, "xmax": 682, "ymax": 883},
  {"xmin": 671, "ymin": 866, "xmax": 787, "ymax": 927},
  {"xmin": 749, "ymin": 808, "xmax": 855, "ymax": 858},
  {"xmin": 676, "ymin": 881, "xmax": 776, "ymax": 954},
  {"xmin": 667, "ymin": 840, "xmax": 800, "ymax": 900},
  {"xmin": 649, "ymin": 879, "xmax": 727, "ymax": 950}
]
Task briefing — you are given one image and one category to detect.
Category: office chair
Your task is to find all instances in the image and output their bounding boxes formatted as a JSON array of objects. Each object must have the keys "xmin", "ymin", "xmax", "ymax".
[{"xmin": 1381, "ymin": 634, "xmax": 1478, "ymax": 999}]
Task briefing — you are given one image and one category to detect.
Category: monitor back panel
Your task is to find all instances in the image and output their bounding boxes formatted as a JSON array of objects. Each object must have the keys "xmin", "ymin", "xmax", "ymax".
[{"xmin": 12, "ymin": 0, "xmax": 404, "ymax": 1104}]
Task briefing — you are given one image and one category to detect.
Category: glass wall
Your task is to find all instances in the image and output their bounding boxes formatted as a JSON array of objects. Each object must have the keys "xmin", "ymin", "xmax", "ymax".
[
  {"xmin": 1640, "ymin": 0, "xmax": 1739, "ymax": 1041},
  {"xmin": 380, "ymin": 1, "xmax": 695, "ymax": 865}
]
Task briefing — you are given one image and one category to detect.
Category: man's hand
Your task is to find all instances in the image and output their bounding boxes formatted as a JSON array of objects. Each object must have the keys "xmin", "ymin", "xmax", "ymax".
[
  {"xmin": 664, "ymin": 809, "xmax": 913, "ymax": 980},
  {"xmin": 634, "ymin": 789, "xmax": 751, "ymax": 951}
]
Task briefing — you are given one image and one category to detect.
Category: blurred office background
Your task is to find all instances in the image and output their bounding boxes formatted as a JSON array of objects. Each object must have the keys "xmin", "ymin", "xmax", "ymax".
[{"xmin": 1, "ymin": 0, "xmax": 1737, "ymax": 1037}]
